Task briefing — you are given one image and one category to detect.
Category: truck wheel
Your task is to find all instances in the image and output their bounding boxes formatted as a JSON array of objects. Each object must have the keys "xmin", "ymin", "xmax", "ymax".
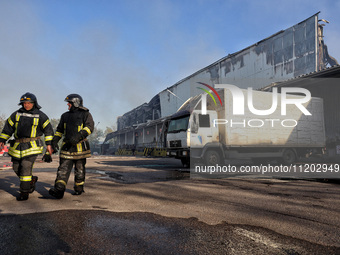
[
  {"xmin": 181, "ymin": 158, "xmax": 190, "ymax": 168},
  {"xmin": 281, "ymin": 149, "xmax": 296, "ymax": 165},
  {"xmin": 204, "ymin": 150, "xmax": 222, "ymax": 166}
]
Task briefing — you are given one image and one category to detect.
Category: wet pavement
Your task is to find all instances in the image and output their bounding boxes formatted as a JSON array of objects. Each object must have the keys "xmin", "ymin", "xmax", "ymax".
[
  {"xmin": 1, "ymin": 210, "xmax": 339, "ymax": 255},
  {"xmin": 0, "ymin": 155, "xmax": 340, "ymax": 254}
]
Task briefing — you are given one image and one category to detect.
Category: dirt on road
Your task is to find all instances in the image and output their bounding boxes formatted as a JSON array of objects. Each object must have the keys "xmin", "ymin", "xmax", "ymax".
[{"xmin": 0, "ymin": 155, "xmax": 339, "ymax": 254}]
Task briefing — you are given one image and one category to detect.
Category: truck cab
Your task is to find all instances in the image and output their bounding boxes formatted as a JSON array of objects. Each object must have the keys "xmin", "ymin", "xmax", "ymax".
[
  {"xmin": 166, "ymin": 110, "xmax": 191, "ymax": 167},
  {"xmin": 166, "ymin": 109, "xmax": 219, "ymax": 167}
]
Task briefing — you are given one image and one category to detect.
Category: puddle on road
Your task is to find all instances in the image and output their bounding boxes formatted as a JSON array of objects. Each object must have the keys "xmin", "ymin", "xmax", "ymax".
[
  {"xmin": 88, "ymin": 169, "xmax": 189, "ymax": 184},
  {"xmin": 135, "ymin": 164, "xmax": 171, "ymax": 168}
]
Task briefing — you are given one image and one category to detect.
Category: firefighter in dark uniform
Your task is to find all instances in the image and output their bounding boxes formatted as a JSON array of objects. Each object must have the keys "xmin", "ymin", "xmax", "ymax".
[
  {"xmin": 49, "ymin": 94, "xmax": 94, "ymax": 199},
  {"xmin": 0, "ymin": 93, "xmax": 54, "ymax": 201}
]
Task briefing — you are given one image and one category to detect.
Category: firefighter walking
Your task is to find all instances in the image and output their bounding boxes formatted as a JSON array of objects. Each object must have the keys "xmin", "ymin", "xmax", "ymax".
[
  {"xmin": 49, "ymin": 94, "xmax": 94, "ymax": 199},
  {"xmin": 0, "ymin": 93, "xmax": 54, "ymax": 201}
]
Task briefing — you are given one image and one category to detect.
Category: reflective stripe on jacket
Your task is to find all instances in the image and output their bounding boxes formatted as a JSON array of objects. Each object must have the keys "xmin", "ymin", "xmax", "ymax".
[
  {"xmin": 0, "ymin": 107, "xmax": 54, "ymax": 159},
  {"xmin": 52, "ymin": 107, "xmax": 94, "ymax": 160}
]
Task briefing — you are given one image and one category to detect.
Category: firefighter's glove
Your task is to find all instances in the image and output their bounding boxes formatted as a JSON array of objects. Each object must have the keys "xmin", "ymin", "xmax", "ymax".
[
  {"xmin": 52, "ymin": 140, "xmax": 59, "ymax": 152},
  {"xmin": 69, "ymin": 132, "xmax": 83, "ymax": 145},
  {"xmin": 52, "ymin": 144, "xmax": 59, "ymax": 153},
  {"xmin": 42, "ymin": 153, "xmax": 52, "ymax": 163}
]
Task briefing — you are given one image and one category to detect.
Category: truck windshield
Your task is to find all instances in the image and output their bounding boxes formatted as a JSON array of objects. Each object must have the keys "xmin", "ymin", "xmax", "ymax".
[{"xmin": 167, "ymin": 116, "xmax": 190, "ymax": 133}]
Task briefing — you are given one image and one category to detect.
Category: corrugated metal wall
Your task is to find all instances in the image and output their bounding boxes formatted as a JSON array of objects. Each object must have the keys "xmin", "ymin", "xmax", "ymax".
[{"xmin": 159, "ymin": 14, "xmax": 319, "ymax": 118}]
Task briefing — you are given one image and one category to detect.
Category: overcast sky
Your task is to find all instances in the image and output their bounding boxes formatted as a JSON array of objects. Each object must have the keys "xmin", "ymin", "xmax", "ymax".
[{"xmin": 1, "ymin": 0, "xmax": 340, "ymax": 130}]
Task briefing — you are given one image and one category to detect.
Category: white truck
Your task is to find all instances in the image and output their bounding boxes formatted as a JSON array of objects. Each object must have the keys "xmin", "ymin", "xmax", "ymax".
[{"xmin": 166, "ymin": 86, "xmax": 326, "ymax": 166}]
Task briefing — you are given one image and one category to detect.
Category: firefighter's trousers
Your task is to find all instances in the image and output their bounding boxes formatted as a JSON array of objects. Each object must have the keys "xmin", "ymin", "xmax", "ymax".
[
  {"xmin": 12, "ymin": 155, "xmax": 37, "ymax": 193},
  {"xmin": 54, "ymin": 158, "xmax": 86, "ymax": 191}
]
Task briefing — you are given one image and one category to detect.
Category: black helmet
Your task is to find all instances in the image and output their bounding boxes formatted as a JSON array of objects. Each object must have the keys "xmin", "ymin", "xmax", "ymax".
[
  {"xmin": 19, "ymin": 92, "xmax": 41, "ymax": 109},
  {"xmin": 65, "ymin": 94, "xmax": 83, "ymax": 108}
]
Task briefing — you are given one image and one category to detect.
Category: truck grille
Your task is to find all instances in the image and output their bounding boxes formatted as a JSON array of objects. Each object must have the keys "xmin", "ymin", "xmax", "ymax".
[{"xmin": 170, "ymin": 140, "xmax": 182, "ymax": 148}]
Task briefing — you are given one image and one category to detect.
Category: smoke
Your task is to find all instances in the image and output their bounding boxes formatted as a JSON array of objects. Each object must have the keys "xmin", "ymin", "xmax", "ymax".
[
  {"xmin": 0, "ymin": 0, "xmax": 226, "ymax": 130},
  {"xmin": 0, "ymin": 0, "xmax": 339, "ymax": 131},
  {"xmin": 0, "ymin": 1, "xmax": 163, "ymax": 129}
]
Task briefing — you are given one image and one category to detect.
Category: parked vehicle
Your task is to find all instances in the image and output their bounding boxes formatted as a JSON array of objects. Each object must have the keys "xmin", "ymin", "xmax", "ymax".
[
  {"xmin": 167, "ymin": 86, "xmax": 326, "ymax": 166},
  {"xmin": 0, "ymin": 145, "xmax": 9, "ymax": 157}
]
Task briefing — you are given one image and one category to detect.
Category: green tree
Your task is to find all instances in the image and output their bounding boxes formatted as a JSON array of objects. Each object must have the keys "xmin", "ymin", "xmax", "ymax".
[
  {"xmin": 102, "ymin": 125, "xmax": 116, "ymax": 145},
  {"xmin": 104, "ymin": 125, "xmax": 116, "ymax": 136},
  {"xmin": 88, "ymin": 126, "xmax": 104, "ymax": 154},
  {"xmin": 50, "ymin": 118, "xmax": 60, "ymax": 132},
  {"xmin": 0, "ymin": 114, "xmax": 6, "ymax": 132}
]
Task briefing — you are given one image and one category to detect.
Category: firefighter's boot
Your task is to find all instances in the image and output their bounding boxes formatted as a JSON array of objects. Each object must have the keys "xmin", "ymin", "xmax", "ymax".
[
  {"xmin": 17, "ymin": 192, "xmax": 29, "ymax": 201},
  {"xmin": 49, "ymin": 188, "xmax": 64, "ymax": 199},
  {"xmin": 49, "ymin": 182, "xmax": 65, "ymax": 199},
  {"xmin": 29, "ymin": 176, "xmax": 38, "ymax": 193},
  {"xmin": 73, "ymin": 185, "xmax": 84, "ymax": 195}
]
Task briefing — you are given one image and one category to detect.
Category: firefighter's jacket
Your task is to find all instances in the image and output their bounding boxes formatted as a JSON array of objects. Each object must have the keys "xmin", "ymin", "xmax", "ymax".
[
  {"xmin": 0, "ymin": 107, "xmax": 54, "ymax": 159},
  {"xmin": 53, "ymin": 107, "xmax": 94, "ymax": 160}
]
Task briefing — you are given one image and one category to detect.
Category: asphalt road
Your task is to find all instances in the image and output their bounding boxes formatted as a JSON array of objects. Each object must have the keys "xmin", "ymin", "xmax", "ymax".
[{"xmin": 0, "ymin": 155, "xmax": 340, "ymax": 254}]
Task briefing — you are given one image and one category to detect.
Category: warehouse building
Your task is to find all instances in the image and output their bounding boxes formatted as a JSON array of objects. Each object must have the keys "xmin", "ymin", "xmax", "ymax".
[{"xmin": 103, "ymin": 12, "xmax": 339, "ymax": 158}]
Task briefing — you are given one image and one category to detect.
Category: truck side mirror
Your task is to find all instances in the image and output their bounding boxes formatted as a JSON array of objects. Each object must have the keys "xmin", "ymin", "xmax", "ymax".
[{"xmin": 191, "ymin": 114, "xmax": 198, "ymax": 133}]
